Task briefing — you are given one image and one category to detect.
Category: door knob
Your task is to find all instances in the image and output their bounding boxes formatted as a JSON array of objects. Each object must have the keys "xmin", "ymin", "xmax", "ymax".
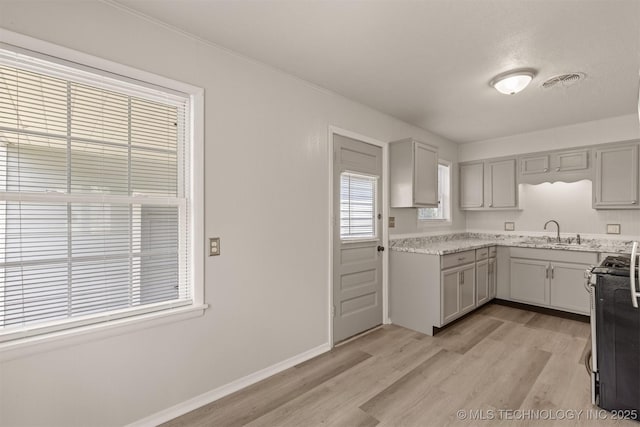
[{"xmin": 377, "ymin": 246, "xmax": 385, "ymax": 252}]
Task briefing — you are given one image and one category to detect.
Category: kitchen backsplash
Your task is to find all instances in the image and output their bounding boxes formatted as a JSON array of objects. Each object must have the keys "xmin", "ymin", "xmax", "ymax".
[
  {"xmin": 391, "ymin": 179, "xmax": 640, "ymax": 239},
  {"xmin": 465, "ymin": 179, "xmax": 640, "ymax": 238}
]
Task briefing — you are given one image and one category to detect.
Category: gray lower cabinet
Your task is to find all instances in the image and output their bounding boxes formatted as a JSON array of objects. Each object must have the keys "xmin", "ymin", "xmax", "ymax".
[
  {"xmin": 508, "ymin": 248, "xmax": 595, "ymax": 315},
  {"xmin": 477, "ymin": 247, "xmax": 496, "ymax": 306},
  {"xmin": 476, "ymin": 259, "xmax": 489, "ymax": 306},
  {"xmin": 550, "ymin": 262, "xmax": 592, "ymax": 314},
  {"xmin": 510, "ymin": 258, "xmax": 549, "ymax": 306},
  {"xmin": 391, "ymin": 247, "xmax": 494, "ymax": 336},
  {"xmin": 442, "ymin": 267, "xmax": 461, "ymax": 324},
  {"xmin": 440, "ymin": 263, "xmax": 476, "ymax": 324},
  {"xmin": 488, "ymin": 257, "xmax": 497, "ymax": 299}
]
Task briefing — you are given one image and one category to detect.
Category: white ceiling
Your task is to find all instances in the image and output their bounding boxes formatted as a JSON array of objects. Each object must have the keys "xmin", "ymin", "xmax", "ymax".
[{"xmin": 113, "ymin": 0, "xmax": 640, "ymax": 143}]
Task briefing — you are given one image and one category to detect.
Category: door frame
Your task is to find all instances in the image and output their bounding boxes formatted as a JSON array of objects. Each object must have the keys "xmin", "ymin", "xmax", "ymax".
[{"xmin": 327, "ymin": 126, "xmax": 389, "ymax": 347}]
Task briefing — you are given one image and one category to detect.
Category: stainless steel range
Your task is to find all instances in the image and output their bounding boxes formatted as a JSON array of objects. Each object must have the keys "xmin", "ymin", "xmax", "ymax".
[{"xmin": 588, "ymin": 244, "xmax": 640, "ymax": 419}]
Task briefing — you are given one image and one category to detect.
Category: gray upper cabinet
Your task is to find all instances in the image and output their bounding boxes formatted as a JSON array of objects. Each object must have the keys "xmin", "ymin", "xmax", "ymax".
[
  {"xmin": 460, "ymin": 162, "xmax": 484, "ymax": 208},
  {"xmin": 519, "ymin": 149, "xmax": 590, "ymax": 185},
  {"xmin": 460, "ymin": 157, "xmax": 517, "ymax": 210},
  {"xmin": 486, "ymin": 158, "xmax": 517, "ymax": 208},
  {"xmin": 390, "ymin": 138, "xmax": 438, "ymax": 208},
  {"xmin": 521, "ymin": 155, "xmax": 549, "ymax": 175},
  {"xmin": 554, "ymin": 150, "xmax": 589, "ymax": 172},
  {"xmin": 594, "ymin": 143, "xmax": 639, "ymax": 209}
]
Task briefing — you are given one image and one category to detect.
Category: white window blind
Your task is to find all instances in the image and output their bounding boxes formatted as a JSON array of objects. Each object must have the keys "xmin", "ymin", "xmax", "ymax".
[
  {"xmin": 0, "ymin": 47, "xmax": 192, "ymax": 342},
  {"xmin": 340, "ymin": 172, "xmax": 377, "ymax": 239}
]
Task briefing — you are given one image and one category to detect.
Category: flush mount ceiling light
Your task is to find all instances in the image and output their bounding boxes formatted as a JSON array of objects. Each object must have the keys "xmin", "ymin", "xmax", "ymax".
[{"xmin": 490, "ymin": 69, "xmax": 536, "ymax": 95}]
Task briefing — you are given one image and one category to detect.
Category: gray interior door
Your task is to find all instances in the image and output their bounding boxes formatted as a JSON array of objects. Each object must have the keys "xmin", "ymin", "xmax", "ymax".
[{"xmin": 333, "ymin": 134, "xmax": 383, "ymax": 344}]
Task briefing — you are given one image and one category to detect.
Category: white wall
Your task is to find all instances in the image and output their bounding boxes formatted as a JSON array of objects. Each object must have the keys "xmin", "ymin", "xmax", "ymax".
[
  {"xmin": 460, "ymin": 114, "xmax": 640, "ymax": 237},
  {"xmin": 458, "ymin": 114, "xmax": 640, "ymax": 162},
  {"xmin": 0, "ymin": 2, "xmax": 460, "ymax": 426},
  {"xmin": 467, "ymin": 180, "xmax": 640, "ymax": 237}
]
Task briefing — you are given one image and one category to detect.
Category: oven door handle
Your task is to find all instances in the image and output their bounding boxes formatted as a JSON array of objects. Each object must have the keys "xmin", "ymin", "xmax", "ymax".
[{"xmin": 631, "ymin": 241, "xmax": 639, "ymax": 308}]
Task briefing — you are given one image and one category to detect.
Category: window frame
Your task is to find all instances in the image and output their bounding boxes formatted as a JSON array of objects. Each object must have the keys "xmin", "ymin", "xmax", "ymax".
[
  {"xmin": 418, "ymin": 160, "xmax": 452, "ymax": 224},
  {"xmin": 339, "ymin": 171, "xmax": 379, "ymax": 241},
  {"xmin": 0, "ymin": 31, "xmax": 205, "ymax": 355}
]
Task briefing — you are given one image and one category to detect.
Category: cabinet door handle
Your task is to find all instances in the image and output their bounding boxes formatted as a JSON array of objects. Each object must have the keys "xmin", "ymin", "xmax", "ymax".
[
  {"xmin": 460, "ymin": 271, "xmax": 464, "ymax": 284},
  {"xmin": 551, "ymin": 266, "xmax": 555, "ymax": 279},
  {"xmin": 556, "ymin": 167, "xmax": 561, "ymax": 172}
]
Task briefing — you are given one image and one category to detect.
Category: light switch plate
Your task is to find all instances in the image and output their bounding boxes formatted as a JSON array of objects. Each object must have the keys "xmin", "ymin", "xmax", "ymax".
[
  {"xmin": 389, "ymin": 216, "xmax": 395, "ymax": 228},
  {"xmin": 606, "ymin": 224, "xmax": 621, "ymax": 235},
  {"xmin": 209, "ymin": 237, "xmax": 221, "ymax": 256},
  {"xmin": 504, "ymin": 222, "xmax": 515, "ymax": 231}
]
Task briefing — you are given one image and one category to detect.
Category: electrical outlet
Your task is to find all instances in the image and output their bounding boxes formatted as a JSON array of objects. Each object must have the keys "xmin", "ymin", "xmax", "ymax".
[
  {"xmin": 606, "ymin": 224, "xmax": 621, "ymax": 235},
  {"xmin": 389, "ymin": 217, "xmax": 395, "ymax": 228},
  {"xmin": 209, "ymin": 237, "xmax": 221, "ymax": 256},
  {"xmin": 504, "ymin": 222, "xmax": 515, "ymax": 231}
]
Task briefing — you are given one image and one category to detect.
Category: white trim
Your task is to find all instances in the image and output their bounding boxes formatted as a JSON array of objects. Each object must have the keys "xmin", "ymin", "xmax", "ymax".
[
  {"xmin": 328, "ymin": 126, "xmax": 389, "ymax": 349},
  {"xmin": 190, "ymin": 89, "xmax": 205, "ymax": 306},
  {"xmin": 125, "ymin": 342, "xmax": 331, "ymax": 427},
  {"xmin": 0, "ymin": 28, "xmax": 201, "ymax": 95},
  {"xmin": 0, "ymin": 29, "xmax": 206, "ymax": 347},
  {"xmin": 0, "ymin": 304, "xmax": 208, "ymax": 362}
]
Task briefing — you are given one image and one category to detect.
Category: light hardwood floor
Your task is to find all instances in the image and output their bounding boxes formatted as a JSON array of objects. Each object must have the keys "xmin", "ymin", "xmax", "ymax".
[{"xmin": 163, "ymin": 303, "xmax": 637, "ymax": 427}]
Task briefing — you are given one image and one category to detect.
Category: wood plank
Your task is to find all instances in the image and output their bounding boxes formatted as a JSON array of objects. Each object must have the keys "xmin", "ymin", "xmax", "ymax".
[
  {"xmin": 477, "ymin": 302, "xmax": 537, "ymax": 324},
  {"xmin": 163, "ymin": 305, "xmax": 622, "ymax": 427},
  {"xmin": 433, "ymin": 316, "xmax": 503, "ymax": 354},
  {"xmin": 359, "ymin": 349, "xmax": 461, "ymax": 420},
  {"xmin": 246, "ymin": 337, "xmax": 442, "ymax": 427},
  {"xmin": 162, "ymin": 348, "xmax": 371, "ymax": 427},
  {"xmin": 525, "ymin": 313, "xmax": 590, "ymax": 339}
]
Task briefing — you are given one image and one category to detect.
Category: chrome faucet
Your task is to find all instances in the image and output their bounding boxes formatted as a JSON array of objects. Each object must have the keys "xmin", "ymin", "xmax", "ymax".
[{"xmin": 544, "ymin": 220, "xmax": 561, "ymax": 243}]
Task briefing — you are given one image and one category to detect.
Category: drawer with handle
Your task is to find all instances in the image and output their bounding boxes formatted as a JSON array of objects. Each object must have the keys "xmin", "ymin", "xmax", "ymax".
[
  {"xmin": 441, "ymin": 250, "xmax": 476, "ymax": 269},
  {"xmin": 476, "ymin": 248, "xmax": 489, "ymax": 260}
]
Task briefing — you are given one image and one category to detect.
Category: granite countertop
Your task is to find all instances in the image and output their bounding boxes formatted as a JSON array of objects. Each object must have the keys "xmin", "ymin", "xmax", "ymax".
[{"xmin": 389, "ymin": 232, "xmax": 634, "ymax": 255}]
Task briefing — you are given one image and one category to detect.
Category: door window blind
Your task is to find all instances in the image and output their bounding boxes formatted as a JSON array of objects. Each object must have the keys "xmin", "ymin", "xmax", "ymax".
[
  {"xmin": 340, "ymin": 172, "xmax": 377, "ymax": 239},
  {"xmin": 0, "ymin": 48, "xmax": 191, "ymax": 342}
]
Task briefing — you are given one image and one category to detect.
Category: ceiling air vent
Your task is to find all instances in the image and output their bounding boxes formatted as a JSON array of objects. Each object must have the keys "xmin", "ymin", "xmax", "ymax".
[{"xmin": 542, "ymin": 72, "xmax": 586, "ymax": 89}]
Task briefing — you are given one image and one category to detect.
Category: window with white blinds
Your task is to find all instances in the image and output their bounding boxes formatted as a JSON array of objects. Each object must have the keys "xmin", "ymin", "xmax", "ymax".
[
  {"xmin": 0, "ymin": 47, "xmax": 193, "ymax": 342},
  {"xmin": 340, "ymin": 172, "xmax": 377, "ymax": 239}
]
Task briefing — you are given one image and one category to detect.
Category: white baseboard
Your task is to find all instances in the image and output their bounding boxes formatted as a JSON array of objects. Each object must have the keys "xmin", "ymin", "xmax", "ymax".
[{"xmin": 126, "ymin": 342, "xmax": 331, "ymax": 427}]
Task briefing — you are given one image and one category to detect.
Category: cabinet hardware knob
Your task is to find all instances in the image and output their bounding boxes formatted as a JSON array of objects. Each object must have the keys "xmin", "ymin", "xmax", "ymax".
[
  {"xmin": 633, "ymin": 200, "xmax": 637, "ymax": 204},
  {"xmin": 543, "ymin": 168, "xmax": 548, "ymax": 172},
  {"xmin": 489, "ymin": 203, "xmax": 493, "ymax": 207},
  {"xmin": 556, "ymin": 167, "xmax": 560, "ymax": 172}
]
